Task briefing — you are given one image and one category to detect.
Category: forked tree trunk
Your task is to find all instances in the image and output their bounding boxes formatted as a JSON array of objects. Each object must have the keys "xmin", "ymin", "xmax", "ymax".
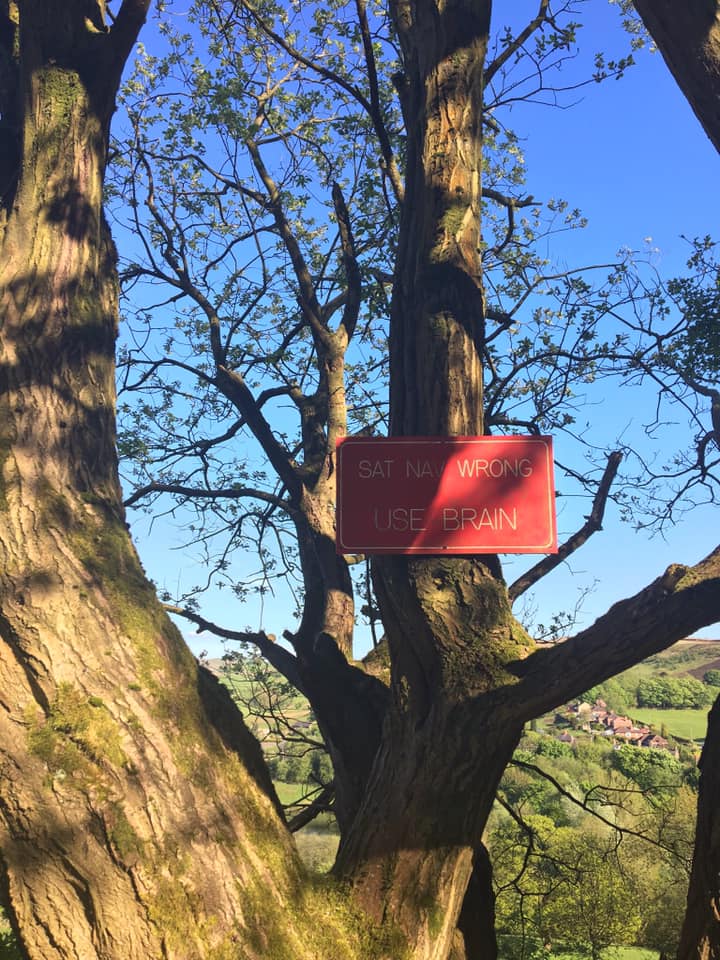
[
  {"xmin": 336, "ymin": 553, "xmax": 528, "ymax": 960},
  {"xmin": 334, "ymin": 2, "xmax": 515, "ymax": 957},
  {"xmin": 0, "ymin": 5, "xmax": 308, "ymax": 958},
  {"xmin": 334, "ymin": 2, "xmax": 720, "ymax": 958}
]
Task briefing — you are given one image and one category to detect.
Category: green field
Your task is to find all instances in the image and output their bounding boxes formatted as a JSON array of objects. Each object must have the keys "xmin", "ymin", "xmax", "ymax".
[
  {"xmin": 295, "ymin": 827, "xmax": 339, "ymax": 872},
  {"xmin": 274, "ymin": 780, "xmax": 304, "ymax": 806},
  {"xmin": 630, "ymin": 707, "xmax": 709, "ymax": 741},
  {"xmin": 498, "ymin": 937, "xmax": 660, "ymax": 960},
  {"xmin": 547, "ymin": 950, "xmax": 658, "ymax": 960},
  {"xmin": 274, "ymin": 780, "xmax": 339, "ymax": 871}
]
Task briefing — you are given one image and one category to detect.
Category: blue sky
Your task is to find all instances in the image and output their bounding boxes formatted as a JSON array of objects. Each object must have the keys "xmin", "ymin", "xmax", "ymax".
[
  {"xmin": 123, "ymin": 1, "xmax": 720, "ymax": 657},
  {"xmin": 494, "ymin": 2, "xmax": 720, "ymax": 640}
]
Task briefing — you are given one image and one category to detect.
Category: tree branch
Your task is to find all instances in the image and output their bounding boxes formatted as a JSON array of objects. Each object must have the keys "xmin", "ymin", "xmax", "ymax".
[
  {"xmin": 109, "ymin": 0, "xmax": 151, "ymax": 78},
  {"xmin": 123, "ymin": 481, "xmax": 291, "ymax": 512},
  {"xmin": 353, "ymin": 0, "xmax": 405, "ymax": 202},
  {"xmin": 484, "ymin": 0, "xmax": 550, "ymax": 84},
  {"xmin": 216, "ymin": 364, "xmax": 303, "ymax": 500},
  {"xmin": 511, "ymin": 758, "xmax": 689, "ymax": 865},
  {"xmin": 509, "ymin": 451, "xmax": 622, "ymax": 602},
  {"xmin": 331, "ymin": 181, "xmax": 362, "ymax": 346},
  {"xmin": 246, "ymin": 138, "xmax": 331, "ymax": 352},
  {"xmin": 164, "ymin": 605, "xmax": 306, "ymax": 694},
  {"xmin": 286, "ymin": 781, "xmax": 335, "ymax": 832},
  {"xmin": 482, "ymin": 188, "xmax": 539, "ymax": 257},
  {"xmin": 513, "ymin": 544, "xmax": 720, "ymax": 721},
  {"xmin": 236, "ymin": 0, "xmax": 404, "ymax": 202}
]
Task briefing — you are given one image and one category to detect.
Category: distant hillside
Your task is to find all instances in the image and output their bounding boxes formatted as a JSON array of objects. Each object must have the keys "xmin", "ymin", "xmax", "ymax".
[{"xmin": 641, "ymin": 638, "xmax": 720, "ymax": 679}]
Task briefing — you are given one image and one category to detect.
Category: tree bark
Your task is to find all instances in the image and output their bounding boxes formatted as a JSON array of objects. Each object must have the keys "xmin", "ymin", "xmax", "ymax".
[
  {"xmin": 333, "ymin": 1, "xmax": 720, "ymax": 958},
  {"xmin": 632, "ymin": 0, "xmax": 720, "ymax": 154},
  {"xmin": 677, "ymin": 695, "xmax": 720, "ymax": 960},
  {"xmin": 626, "ymin": 10, "xmax": 720, "ymax": 957},
  {"xmin": 338, "ymin": 551, "xmax": 530, "ymax": 959},
  {"xmin": 389, "ymin": 0, "xmax": 488, "ymax": 437},
  {"xmin": 0, "ymin": 5, "xmax": 306, "ymax": 958}
]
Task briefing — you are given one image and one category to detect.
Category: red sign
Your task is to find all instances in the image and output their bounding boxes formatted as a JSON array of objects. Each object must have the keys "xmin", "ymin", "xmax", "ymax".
[{"xmin": 336, "ymin": 436, "xmax": 557, "ymax": 555}]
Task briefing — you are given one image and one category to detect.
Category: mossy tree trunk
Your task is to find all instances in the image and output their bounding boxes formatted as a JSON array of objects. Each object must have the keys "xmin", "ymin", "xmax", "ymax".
[
  {"xmin": 331, "ymin": 2, "xmax": 720, "ymax": 959},
  {"xmin": 0, "ymin": 4, "xmax": 308, "ymax": 958},
  {"xmin": 677, "ymin": 695, "xmax": 720, "ymax": 960},
  {"xmin": 627, "ymin": 8, "xmax": 720, "ymax": 957},
  {"xmin": 632, "ymin": 0, "xmax": 720, "ymax": 154},
  {"xmin": 335, "ymin": 3, "xmax": 518, "ymax": 957}
]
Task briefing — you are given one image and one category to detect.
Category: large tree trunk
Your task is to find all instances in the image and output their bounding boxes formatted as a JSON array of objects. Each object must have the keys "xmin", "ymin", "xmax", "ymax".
[
  {"xmin": 628, "ymin": 8, "xmax": 720, "ymax": 958},
  {"xmin": 632, "ymin": 0, "xmax": 720, "ymax": 154},
  {"xmin": 677, "ymin": 695, "xmax": 720, "ymax": 960},
  {"xmin": 333, "ymin": 3, "xmax": 720, "ymax": 957},
  {"xmin": 0, "ymin": 5, "xmax": 310, "ymax": 958},
  {"xmin": 336, "ymin": 552, "xmax": 528, "ymax": 960},
  {"xmin": 335, "ymin": 2, "xmax": 515, "ymax": 957}
]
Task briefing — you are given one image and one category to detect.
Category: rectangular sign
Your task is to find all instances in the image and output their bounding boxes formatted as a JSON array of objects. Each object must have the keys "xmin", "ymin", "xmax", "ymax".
[{"xmin": 336, "ymin": 436, "xmax": 557, "ymax": 555}]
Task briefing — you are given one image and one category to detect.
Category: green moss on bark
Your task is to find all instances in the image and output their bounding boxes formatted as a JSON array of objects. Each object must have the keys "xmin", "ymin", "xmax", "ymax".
[
  {"xmin": 0, "ymin": 438, "xmax": 12, "ymax": 511},
  {"xmin": 238, "ymin": 875, "xmax": 410, "ymax": 960},
  {"xmin": 27, "ymin": 682, "xmax": 127, "ymax": 787},
  {"xmin": 106, "ymin": 801, "xmax": 144, "ymax": 863}
]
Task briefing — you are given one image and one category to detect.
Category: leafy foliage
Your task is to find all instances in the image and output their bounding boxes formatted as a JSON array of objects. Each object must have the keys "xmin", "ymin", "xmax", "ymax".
[
  {"xmin": 491, "ymin": 731, "xmax": 695, "ymax": 960},
  {"xmin": 610, "ymin": 743, "xmax": 684, "ymax": 794},
  {"xmin": 636, "ymin": 675, "xmax": 712, "ymax": 710},
  {"xmin": 110, "ymin": 0, "xmax": 720, "ymax": 623}
]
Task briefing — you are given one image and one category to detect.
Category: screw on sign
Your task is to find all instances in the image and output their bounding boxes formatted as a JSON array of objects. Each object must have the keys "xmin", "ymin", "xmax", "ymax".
[{"xmin": 336, "ymin": 436, "xmax": 558, "ymax": 555}]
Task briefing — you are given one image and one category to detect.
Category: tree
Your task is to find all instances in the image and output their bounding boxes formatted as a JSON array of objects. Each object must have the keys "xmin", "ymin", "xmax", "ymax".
[
  {"xmin": 2, "ymin": 2, "xmax": 719, "ymax": 960},
  {"xmin": 627, "ymin": 6, "xmax": 720, "ymax": 957},
  {"xmin": 632, "ymin": 0, "xmax": 720, "ymax": 154},
  {"xmin": 111, "ymin": 1, "xmax": 720, "ymax": 957},
  {"xmin": 0, "ymin": 4, "xmax": 368, "ymax": 960},
  {"xmin": 636, "ymin": 676, "xmax": 713, "ymax": 709},
  {"xmin": 611, "ymin": 743, "xmax": 684, "ymax": 795},
  {"xmin": 488, "ymin": 747, "xmax": 694, "ymax": 960},
  {"xmin": 540, "ymin": 829, "xmax": 644, "ymax": 960},
  {"xmin": 679, "ymin": 696, "xmax": 720, "ymax": 960}
]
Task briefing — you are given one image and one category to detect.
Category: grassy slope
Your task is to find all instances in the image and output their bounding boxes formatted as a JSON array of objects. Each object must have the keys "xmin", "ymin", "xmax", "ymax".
[
  {"xmin": 597, "ymin": 639, "xmax": 720, "ymax": 740},
  {"xmin": 628, "ymin": 707, "xmax": 709, "ymax": 740},
  {"xmin": 615, "ymin": 640, "xmax": 720, "ymax": 684}
]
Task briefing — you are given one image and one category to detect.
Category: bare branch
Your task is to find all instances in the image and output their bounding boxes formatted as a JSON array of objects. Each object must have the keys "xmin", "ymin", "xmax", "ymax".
[
  {"xmin": 123, "ymin": 481, "xmax": 291, "ymax": 512},
  {"xmin": 246, "ymin": 138, "xmax": 331, "ymax": 351},
  {"xmin": 286, "ymin": 781, "xmax": 335, "ymax": 832},
  {"xmin": 509, "ymin": 451, "xmax": 623, "ymax": 602},
  {"xmin": 165, "ymin": 605, "xmax": 306, "ymax": 694},
  {"xmin": 483, "ymin": 188, "xmax": 539, "ymax": 257},
  {"xmin": 512, "ymin": 758, "xmax": 690, "ymax": 866},
  {"xmin": 484, "ymin": 0, "xmax": 550, "ymax": 85},
  {"xmin": 331, "ymin": 181, "xmax": 362, "ymax": 345},
  {"xmin": 353, "ymin": 0, "xmax": 405, "ymax": 202}
]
